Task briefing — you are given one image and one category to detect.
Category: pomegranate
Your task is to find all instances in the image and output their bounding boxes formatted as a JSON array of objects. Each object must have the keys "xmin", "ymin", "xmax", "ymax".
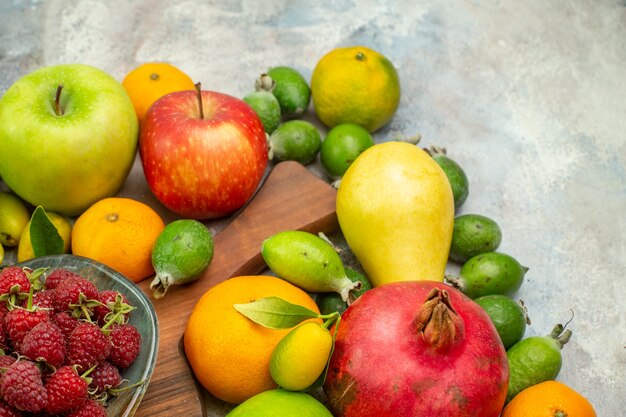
[{"xmin": 324, "ymin": 281, "xmax": 508, "ymax": 417}]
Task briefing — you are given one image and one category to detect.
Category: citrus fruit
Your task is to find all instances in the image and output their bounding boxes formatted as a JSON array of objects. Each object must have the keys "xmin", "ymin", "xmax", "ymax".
[
  {"xmin": 71, "ymin": 197, "xmax": 165, "ymax": 282},
  {"xmin": 474, "ymin": 294, "xmax": 527, "ymax": 349},
  {"xmin": 150, "ymin": 219, "xmax": 214, "ymax": 298},
  {"xmin": 0, "ymin": 191, "xmax": 30, "ymax": 247},
  {"xmin": 0, "ymin": 244, "xmax": 4, "ymax": 264},
  {"xmin": 17, "ymin": 211, "xmax": 72, "ymax": 262},
  {"xmin": 311, "ymin": 46, "xmax": 400, "ymax": 132},
  {"xmin": 266, "ymin": 66, "xmax": 311, "ymax": 118},
  {"xmin": 184, "ymin": 275, "xmax": 320, "ymax": 404},
  {"xmin": 122, "ymin": 62, "xmax": 195, "ymax": 124},
  {"xmin": 243, "ymin": 90, "xmax": 281, "ymax": 133},
  {"xmin": 226, "ymin": 389, "xmax": 333, "ymax": 417},
  {"xmin": 320, "ymin": 123, "xmax": 374, "ymax": 179},
  {"xmin": 425, "ymin": 146, "xmax": 469, "ymax": 209},
  {"xmin": 501, "ymin": 380, "xmax": 596, "ymax": 417},
  {"xmin": 268, "ymin": 120, "xmax": 321, "ymax": 164},
  {"xmin": 450, "ymin": 214, "xmax": 502, "ymax": 263},
  {"xmin": 270, "ymin": 322, "xmax": 333, "ymax": 391}
]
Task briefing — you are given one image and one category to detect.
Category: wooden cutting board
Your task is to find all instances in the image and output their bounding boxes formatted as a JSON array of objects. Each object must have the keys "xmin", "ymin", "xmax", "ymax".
[{"xmin": 134, "ymin": 161, "xmax": 338, "ymax": 417}]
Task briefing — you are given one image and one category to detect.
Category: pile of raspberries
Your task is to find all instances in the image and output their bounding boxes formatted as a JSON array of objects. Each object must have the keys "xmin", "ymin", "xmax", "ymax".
[{"xmin": 0, "ymin": 265, "xmax": 142, "ymax": 417}]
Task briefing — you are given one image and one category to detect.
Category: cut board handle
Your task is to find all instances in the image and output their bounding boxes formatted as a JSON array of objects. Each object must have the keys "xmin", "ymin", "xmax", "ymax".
[{"xmin": 134, "ymin": 161, "xmax": 338, "ymax": 417}]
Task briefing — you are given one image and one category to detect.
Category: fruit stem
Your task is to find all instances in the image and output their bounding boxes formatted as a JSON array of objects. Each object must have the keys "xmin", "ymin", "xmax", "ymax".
[
  {"xmin": 54, "ymin": 84, "xmax": 64, "ymax": 116},
  {"xmin": 195, "ymin": 82, "xmax": 204, "ymax": 120},
  {"xmin": 255, "ymin": 74, "xmax": 276, "ymax": 92},
  {"xmin": 554, "ymin": 410, "xmax": 568, "ymax": 417},
  {"xmin": 548, "ymin": 323, "xmax": 573, "ymax": 349},
  {"xmin": 423, "ymin": 145, "xmax": 447, "ymax": 157}
]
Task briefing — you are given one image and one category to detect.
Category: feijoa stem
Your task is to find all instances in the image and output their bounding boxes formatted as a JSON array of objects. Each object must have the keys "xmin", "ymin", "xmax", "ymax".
[
  {"xmin": 54, "ymin": 84, "xmax": 64, "ymax": 116},
  {"xmin": 195, "ymin": 82, "xmax": 204, "ymax": 120}
]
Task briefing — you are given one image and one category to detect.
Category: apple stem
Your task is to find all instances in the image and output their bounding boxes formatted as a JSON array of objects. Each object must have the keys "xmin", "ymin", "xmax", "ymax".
[
  {"xmin": 195, "ymin": 82, "xmax": 204, "ymax": 120},
  {"xmin": 54, "ymin": 84, "xmax": 64, "ymax": 116}
]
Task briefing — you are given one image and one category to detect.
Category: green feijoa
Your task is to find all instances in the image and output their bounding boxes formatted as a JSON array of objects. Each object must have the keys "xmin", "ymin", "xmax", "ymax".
[
  {"xmin": 506, "ymin": 324, "xmax": 572, "ymax": 403},
  {"xmin": 150, "ymin": 219, "xmax": 214, "ymax": 299},
  {"xmin": 425, "ymin": 146, "xmax": 469, "ymax": 209},
  {"xmin": 474, "ymin": 294, "xmax": 529, "ymax": 349},
  {"xmin": 261, "ymin": 230, "xmax": 359, "ymax": 302},
  {"xmin": 268, "ymin": 120, "xmax": 321, "ymax": 164},
  {"xmin": 265, "ymin": 66, "xmax": 311, "ymax": 118},
  {"xmin": 450, "ymin": 214, "xmax": 503, "ymax": 263},
  {"xmin": 317, "ymin": 267, "xmax": 372, "ymax": 315},
  {"xmin": 446, "ymin": 252, "xmax": 528, "ymax": 299},
  {"xmin": 243, "ymin": 90, "xmax": 281, "ymax": 134},
  {"xmin": 320, "ymin": 123, "xmax": 374, "ymax": 179}
]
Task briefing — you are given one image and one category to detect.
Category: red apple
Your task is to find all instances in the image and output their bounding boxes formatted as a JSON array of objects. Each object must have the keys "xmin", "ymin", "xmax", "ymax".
[{"xmin": 139, "ymin": 87, "xmax": 268, "ymax": 219}]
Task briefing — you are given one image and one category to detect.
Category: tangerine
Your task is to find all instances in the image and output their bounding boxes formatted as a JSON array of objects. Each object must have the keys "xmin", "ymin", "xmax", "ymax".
[
  {"xmin": 501, "ymin": 380, "xmax": 596, "ymax": 417},
  {"xmin": 122, "ymin": 62, "xmax": 195, "ymax": 124},
  {"xmin": 184, "ymin": 275, "xmax": 320, "ymax": 404},
  {"xmin": 71, "ymin": 197, "xmax": 165, "ymax": 282}
]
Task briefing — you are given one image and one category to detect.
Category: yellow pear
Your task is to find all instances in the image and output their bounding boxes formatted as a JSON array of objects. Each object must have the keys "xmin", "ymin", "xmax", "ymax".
[{"xmin": 336, "ymin": 141, "xmax": 454, "ymax": 286}]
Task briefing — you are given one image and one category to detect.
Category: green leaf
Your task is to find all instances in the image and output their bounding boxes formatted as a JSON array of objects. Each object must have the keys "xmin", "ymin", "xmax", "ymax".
[
  {"xmin": 30, "ymin": 206, "xmax": 64, "ymax": 258},
  {"xmin": 233, "ymin": 296, "xmax": 321, "ymax": 329}
]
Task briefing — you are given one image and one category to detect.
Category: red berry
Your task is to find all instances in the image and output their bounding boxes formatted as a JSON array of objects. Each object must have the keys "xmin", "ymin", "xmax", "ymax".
[
  {"xmin": 44, "ymin": 366, "xmax": 88, "ymax": 414},
  {"xmin": 52, "ymin": 277, "xmax": 98, "ymax": 314},
  {"xmin": 90, "ymin": 361, "xmax": 122, "ymax": 394},
  {"xmin": 66, "ymin": 323, "xmax": 111, "ymax": 371},
  {"xmin": 22, "ymin": 290, "xmax": 54, "ymax": 311},
  {"xmin": 0, "ymin": 360, "xmax": 47, "ymax": 413},
  {"xmin": 44, "ymin": 269, "xmax": 81, "ymax": 290},
  {"xmin": 108, "ymin": 324, "xmax": 141, "ymax": 369},
  {"xmin": 4, "ymin": 308, "xmax": 49, "ymax": 350},
  {"xmin": 0, "ymin": 267, "xmax": 30, "ymax": 296},
  {"xmin": 0, "ymin": 357, "xmax": 17, "ymax": 387},
  {"xmin": 93, "ymin": 290, "xmax": 132, "ymax": 325},
  {"xmin": 65, "ymin": 399, "xmax": 106, "ymax": 417},
  {"xmin": 51, "ymin": 312, "xmax": 80, "ymax": 340},
  {"xmin": 0, "ymin": 321, "xmax": 7, "ymax": 352},
  {"xmin": 0, "ymin": 399, "xmax": 24, "ymax": 417},
  {"xmin": 21, "ymin": 321, "xmax": 65, "ymax": 368}
]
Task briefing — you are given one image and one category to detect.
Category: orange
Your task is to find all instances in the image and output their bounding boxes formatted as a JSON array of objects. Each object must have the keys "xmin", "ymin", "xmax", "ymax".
[
  {"xmin": 184, "ymin": 275, "xmax": 321, "ymax": 404},
  {"xmin": 122, "ymin": 62, "xmax": 195, "ymax": 124},
  {"xmin": 311, "ymin": 46, "xmax": 401, "ymax": 132},
  {"xmin": 71, "ymin": 197, "xmax": 165, "ymax": 282},
  {"xmin": 501, "ymin": 380, "xmax": 596, "ymax": 417}
]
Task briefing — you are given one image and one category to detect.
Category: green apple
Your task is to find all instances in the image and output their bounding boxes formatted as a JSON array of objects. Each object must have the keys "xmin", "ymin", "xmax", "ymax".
[{"xmin": 0, "ymin": 64, "xmax": 138, "ymax": 216}]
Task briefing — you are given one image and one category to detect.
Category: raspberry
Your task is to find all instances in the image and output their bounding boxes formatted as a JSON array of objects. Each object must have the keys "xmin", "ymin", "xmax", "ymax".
[
  {"xmin": 0, "ymin": 356, "xmax": 17, "ymax": 387},
  {"xmin": 0, "ymin": 267, "xmax": 30, "ymax": 296},
  {"xmin": 67, "ymin": 322, "xmax": 111, "ymax": 371},
  {"xmin": 20, "ymin": 321, "xmax": 65, "ymax": 368},
  {"xmin": 90, "ymin": 361, "xmax": 122, "ymax": 394},
  {"xmin": 0, "ymin": 360, "xmax": 47, "ymax": 413},
  {"xmin": 65, "ymin": 399, "xmax": 106, "ymax": 417},
  {"xmin": 0, "ymin": 399, "xmax": 23, "ymax": 417},
  {"xmin": 51, "ymin": 312, "xmax": 80, "ymax": 340},
  {"xmin": 52, "ymin": 277, "xmax": 99, "ymax": 316},
  {"xmin": 21, "ymin": 290, "xmax": 54, "ymax": 311},
  {"xmin": 44, "ymin": 366, "xmax": 88, "ymax": 414},
  {"xmin": 93, "ymin": 290, "xmax": 133, "ymax": 326},
  {"xmin": 4, "ymin": 308, "xmax": 49, "ymax": 350},
  {"xmin": 44, "ymin": 268, "xmax": 81, "ymax": 290},
  {"xmin": 108, "ymin": 324, "xmax": 140, "ymax": 369},
  {"xmin": 0, "ymin": 320, "xmax": 8, "ymax": 352}
]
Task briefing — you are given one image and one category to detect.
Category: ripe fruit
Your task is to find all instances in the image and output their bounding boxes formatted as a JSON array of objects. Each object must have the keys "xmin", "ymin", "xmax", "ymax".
[
  {"xmin": 0, "ymin": 360, "xmax": 48, "ymax": 412},
  {"xmin": 449, "ymin": 214, "xmax": 502, "ymax": 263},
  {"xmin": 0, "ymin": 64, "xmax": 138, "ymax": 216},
  {"xmin": 506, "ymin": 324, "xmax": 572, "ymax": 403},
  {"xmin": 270, "ymin": 322, "xmax": 333, "ymax": 391},
  {"xmin": 150, "ymin": 219, "xmax": 214, "ymax": 298},
  {"xmin": 262, "ymin": 230, "xmax": 360, "ymax": 302},
  {"xmin": 324, "ymin": 282, "xmax": 509, "ymax": 417},
  {"xmin": 44, "ymin": 365, "xmax": 88, "ymax": 414},
  {"xmin": 184, "ymin": 275, "xmax": 320, "ymax": 404},
  {"xmin": 0, "ymin": 192, "xmax": 29, "ymax": 247},
  {"xmin": 337, "ymin": 142, "xmax": 454, "ymax": 286},
  {"xmin": 66, "ymin": 322, "xmax": 111, "ymax": 371},
  {"xmin": 268, "ymin": 120, "xmax": 321, "ymax": 164},
  {"xmin": 311, "ymin": 46, "xmax": 400, "ymax": 132},
  {"xmin": 71, "ymin": 197, "xmax": 165, "ymax": 282},
  {"xmin": 21, "ymin": 321, "xmax": 66, "ymax": 368},
  {"xmin": 140, "ymin": 88, "xmax": 268, "ymax": 219},
  {"xmin": 447, "ymin": 252, "xmax": 528, "ymax": 299},
  {"xmin": 243, "ymin": 90, "xmax": 281, "ymax": 134},
  {"xmin": 320, "ymin": 123, "xmax": 374, "ymax": 179},
  {"xmin": 501, "ymin": 380, "xmax": 596, "ymax": 417},
  {"xmin": 17, "ymin": 211, "xmax": 72, "ymax": 262},
  {"xmin": 474, "ymin": 294, "xmax": 528, "ymax": 349},
  {"xmin": 122, "ymin": 62, "xmax": 195, "ymax": 124},
  {"xmin": 226, "ymin": 389, "xmax": 333, "ymax": 417},
  {"xmin": 425, "ymin": 146, "xmax": 469, "ymax": 209},
  {"xmin": 266, "ymin": 67, "xmax": 311, "ymax": 118},
  {"xmin": 107, "ymin": 324, "xmax": 141, "ymax": 369}
]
